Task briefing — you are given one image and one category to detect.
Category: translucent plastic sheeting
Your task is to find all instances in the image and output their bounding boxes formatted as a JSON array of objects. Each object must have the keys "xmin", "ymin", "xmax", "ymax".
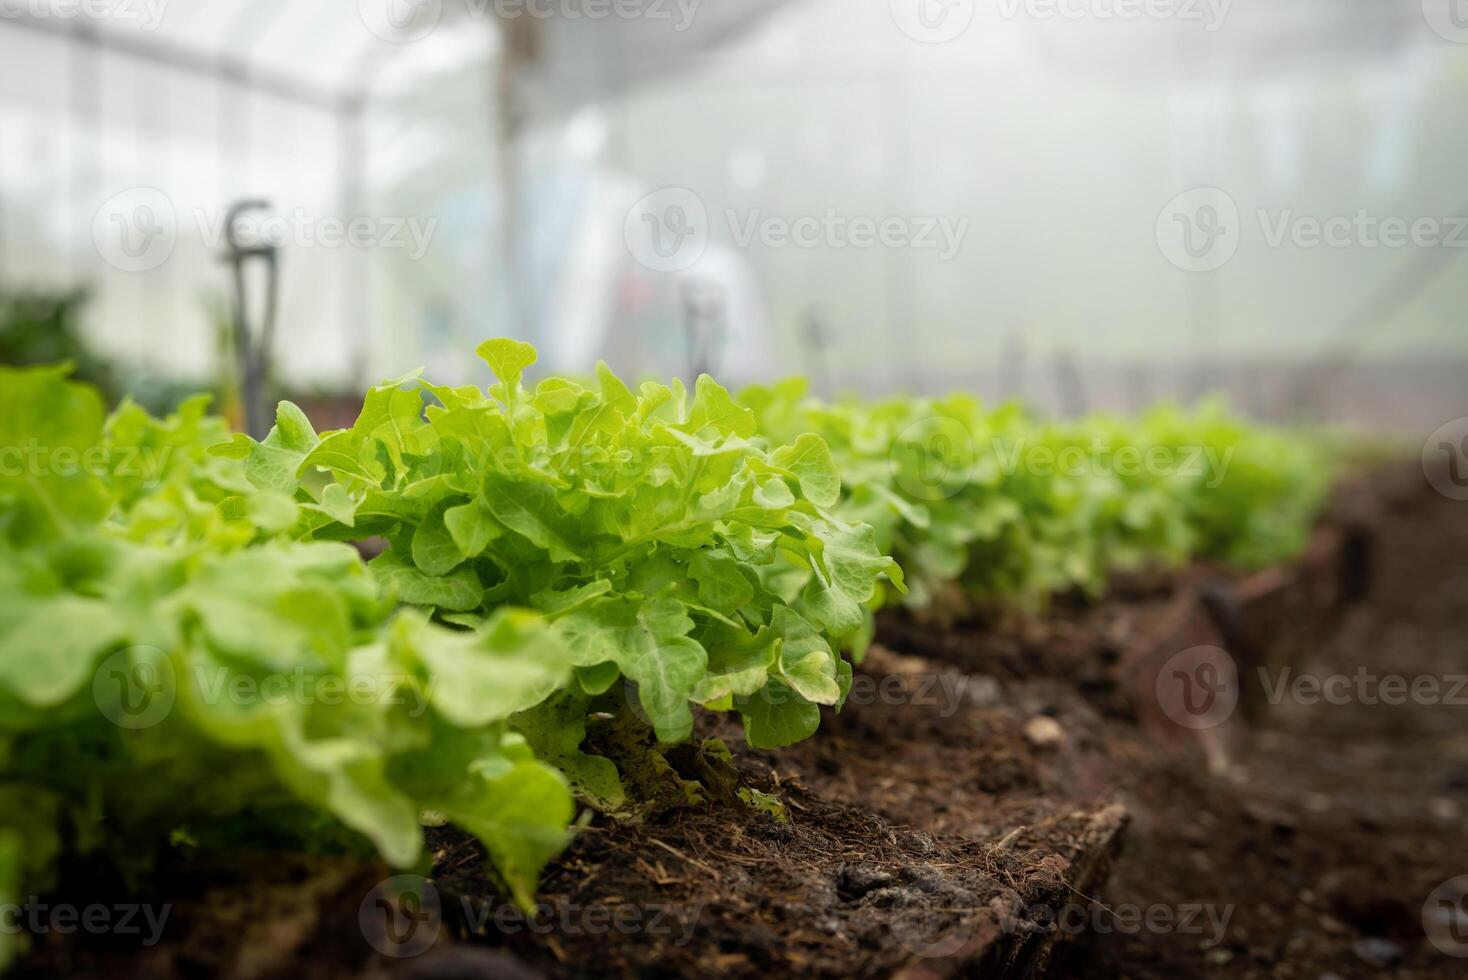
[
  {"xmin": 3, "ymin": 0, "xmax": 1467, "ymax": 435},
  {"xmin": 0, "ymin": 0, "xmax": 791, "ymax": 390}
]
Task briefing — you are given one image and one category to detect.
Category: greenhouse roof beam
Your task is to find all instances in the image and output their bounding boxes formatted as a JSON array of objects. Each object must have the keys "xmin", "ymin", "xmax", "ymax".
[{"xmin": 0, "ymin": 13, "xmax": 363, "ymax": 115}]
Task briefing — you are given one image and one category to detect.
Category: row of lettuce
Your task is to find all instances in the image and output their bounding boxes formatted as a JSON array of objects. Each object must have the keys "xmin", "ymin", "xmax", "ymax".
[{"xmin": 0, "ymin": 340, "xmax": 1333, "ymax": 965}]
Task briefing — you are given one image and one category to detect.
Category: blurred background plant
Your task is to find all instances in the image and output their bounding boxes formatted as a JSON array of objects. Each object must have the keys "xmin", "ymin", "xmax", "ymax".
[{"xmin": 0, "ymin": 285, "xmax": 207, "ymax": 414}]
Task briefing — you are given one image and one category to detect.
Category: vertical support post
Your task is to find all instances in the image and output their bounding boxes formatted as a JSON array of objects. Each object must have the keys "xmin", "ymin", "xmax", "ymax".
[
  {"xmin": 338, "ymin": 106, "xmax": 368, "ymax": 390},
  {"xmin": 496, "ymin": 17, "xmax": 539, "ymax": 346},
  {"xmin": 801, "ymin": 305, "xmax": 834, "ymax": 399},
  {"xmin": 1052, "ymin": 347, "xmax": 1088, "ymax": 419},
  {"xmin": 1187, "ymin": 269, "xmax": 1218, "ymax": 402},
  {"xmin": 998, "ymin": 331, "xmax": 1028, "ymax": 404},
  {"xmin": 681, "ymin": 279, "xmax": 726, "ymax": 380}
]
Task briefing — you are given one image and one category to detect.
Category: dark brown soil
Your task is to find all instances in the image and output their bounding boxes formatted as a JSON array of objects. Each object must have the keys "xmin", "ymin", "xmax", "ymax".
[
  {"xmin": 1071, "ymin": 482, "xmax": 1468, "ymax": 980},
  {"xmin": 424, "ymin": 637, "xmax": 1134, "ymax": 979}
]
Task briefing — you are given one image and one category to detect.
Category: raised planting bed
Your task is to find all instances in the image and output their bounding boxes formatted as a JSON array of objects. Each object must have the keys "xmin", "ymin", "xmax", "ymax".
[
  {"xmin": 18, "ymin": 475, "xmax": 1423, "ymax": 980},
  {"xmin": 877, "ymin": 464, "xmax": 1404, "ymax": 758},
  {"xmin": 0, "ymin": 342, "xmax": 1384, "ymax": 979},
  {"xmin": 1075, "ymin": 478, "xmax": 1468, "ymax": 979},
  {"xmin": 17, "ymin": 639, "xmax": 1132, "ymax": 979}
]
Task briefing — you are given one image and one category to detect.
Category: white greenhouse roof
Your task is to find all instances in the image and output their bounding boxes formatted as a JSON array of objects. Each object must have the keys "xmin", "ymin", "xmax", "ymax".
[{"xmin": 1, "ymin": 0, "xmax": 788, "ymax": 113}]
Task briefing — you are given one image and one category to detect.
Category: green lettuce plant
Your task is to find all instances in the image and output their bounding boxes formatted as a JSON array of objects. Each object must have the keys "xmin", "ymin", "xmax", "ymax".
[
  {"xmin": 0, "ymin": 365, "xmax": 577, "ymax": 967},
  {"xmin": 740, "ymin": 380, "xmax": 1334, "ymax": 617},
  {"xmin": 215, "ymin": 340, "xmax": 903, "ymax": 809}
]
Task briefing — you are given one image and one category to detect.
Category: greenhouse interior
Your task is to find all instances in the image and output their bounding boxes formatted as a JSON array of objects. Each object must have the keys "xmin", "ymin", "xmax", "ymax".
[{"xmin": 1, "ymin": 0, "xmax": 1466, "ymax": 977}]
